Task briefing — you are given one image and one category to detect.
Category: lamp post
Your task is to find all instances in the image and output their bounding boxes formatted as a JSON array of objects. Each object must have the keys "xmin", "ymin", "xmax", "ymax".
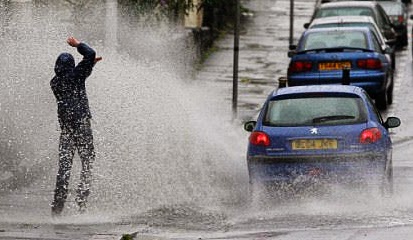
[
  {"xmin": 233, "ymin": 0, "xmax": 240, "ymax": 119},
  {"xmin": 105, "ymin": 0, "xmax": 118, "ymax": 51},
  {"xmin": 289, "ymin": 0, "xmax": 294, "ymax": 46}
]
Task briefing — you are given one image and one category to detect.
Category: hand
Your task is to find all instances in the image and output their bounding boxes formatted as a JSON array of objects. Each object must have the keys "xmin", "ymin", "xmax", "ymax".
[
  {"xmin": 67, "ymin": 36, "xmax": 80, "ymax": 47},
  {"xmin": 94, "ymin": 56, "xmax": 103, "ymax": 64}
]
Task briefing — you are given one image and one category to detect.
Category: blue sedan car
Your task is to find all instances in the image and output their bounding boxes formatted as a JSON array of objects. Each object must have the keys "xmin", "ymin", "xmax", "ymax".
[
  {"xmin": 287, "ymin": 27, "xmax": 394, "ymax": 110},
  {"xmin": 244, "ymin": 85, "xmax": 400, "ymax": 195}
]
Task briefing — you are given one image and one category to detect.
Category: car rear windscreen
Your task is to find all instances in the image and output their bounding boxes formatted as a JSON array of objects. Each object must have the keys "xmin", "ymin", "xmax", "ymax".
[
  {"xmin": 315, "ymin": 7, "xmax": 374, "ymax": 19},
  {"xmin": 264, "ymin": 94, "xmax": 368, "ymax": 127},
  {"xmin": 304, "ymin": 30, "xmax": 367, "ymax": 50}
]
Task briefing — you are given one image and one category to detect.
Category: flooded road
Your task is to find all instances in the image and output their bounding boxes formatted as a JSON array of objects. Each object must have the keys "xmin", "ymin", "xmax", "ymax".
[
  {"xmin": 0, "ymin": 1, "xmax": 249, "ymax": 238},
  {"xmin": 2, "ymin": 0, "xmax": 413, "ymax": 239}
]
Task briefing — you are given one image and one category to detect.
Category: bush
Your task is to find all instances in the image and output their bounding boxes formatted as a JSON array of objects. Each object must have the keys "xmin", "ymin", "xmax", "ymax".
[{"xmin": 119, "ymin": 0, "xmax": 238, "ymax": 29}]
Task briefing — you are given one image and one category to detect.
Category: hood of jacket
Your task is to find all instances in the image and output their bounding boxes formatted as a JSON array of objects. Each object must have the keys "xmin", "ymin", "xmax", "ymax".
[{"xmin": 54, "ymin": 52, "xmax": 75, "ymax": 76}]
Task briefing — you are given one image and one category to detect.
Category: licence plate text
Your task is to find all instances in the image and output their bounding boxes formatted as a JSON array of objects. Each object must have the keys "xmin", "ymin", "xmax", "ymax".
[
  {"xmin": 319, "ymin": 62, "xmax": 351, "ymax": 71},
  {"xmin": 292, "ymin": 139, "xmax": 338, "ymax": 150}
]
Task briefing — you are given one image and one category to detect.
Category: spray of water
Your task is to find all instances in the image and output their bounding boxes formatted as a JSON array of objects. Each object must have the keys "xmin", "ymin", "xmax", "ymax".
[
  {"xmin": 0, "ymin": 0, "xmax": 249, "ymax": 225},
  {"xmin": 2, "ymin": 1, "xmax": 413, "ymax": 233}
]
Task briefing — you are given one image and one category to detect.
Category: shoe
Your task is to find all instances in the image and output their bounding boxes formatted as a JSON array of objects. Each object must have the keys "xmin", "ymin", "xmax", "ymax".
[
  {"xmin": 76, "ymin": 198, "xmax": 87, "ymax": 214},
  {"xmin": 78, "ymin": 201, "xmax": 87, "ymax": 214},
  {"xmin": 51, "ymin": 201, "xmax": 64, "ymax": 216}
]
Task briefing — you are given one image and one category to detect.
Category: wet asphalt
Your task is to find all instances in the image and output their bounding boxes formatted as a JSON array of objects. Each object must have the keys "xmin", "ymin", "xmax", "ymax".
[
  {"xmin": 0, "ymin": 0, "xmax": 316, "ymax": 239},
  {"xmin": 3, "ymin": 0, "xmax": 413, "ymax": 239},
  {"xmin": 195, "ymin": 0, "xmax": 319, "ymax": 122}
]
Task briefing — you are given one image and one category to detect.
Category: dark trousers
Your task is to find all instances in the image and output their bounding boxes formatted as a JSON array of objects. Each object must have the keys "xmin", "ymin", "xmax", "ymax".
[{"xmin": 53, "ymin": 118, "xmax": 95, "ymax": 207}]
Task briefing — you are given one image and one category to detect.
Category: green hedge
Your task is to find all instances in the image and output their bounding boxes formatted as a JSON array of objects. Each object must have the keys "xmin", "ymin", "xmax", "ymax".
[
  {"xmin": 119, "ymin": 0, "xmax": 238, "ymax": 30},
  {"xmin": 202, "ymin": 0, "xmax": 237, "ymax": 33}
]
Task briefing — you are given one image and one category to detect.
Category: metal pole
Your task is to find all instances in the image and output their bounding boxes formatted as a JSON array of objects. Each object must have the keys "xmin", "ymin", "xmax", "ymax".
[
  {"xmin": 233, "ymin": 0, "xmax": 240, "ymax": 119},
  {"xmin": 289, "ymin": 0, "xmax": 294, "ymax": 45},
  {"xmin": 105, "ymin": 0, "xmax": 118, "ymax": 51}
]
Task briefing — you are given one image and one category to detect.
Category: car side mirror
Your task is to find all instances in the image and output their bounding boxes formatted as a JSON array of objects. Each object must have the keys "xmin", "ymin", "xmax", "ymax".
[
  {"xmin": 244, "ymin": 121, "xmax": 257, "ymax": 132},
  {"xmin": 384, "ymin": 117, "xmax": 401, "ymax": 129},
  {"xmin": 289, "ymin": 44, "xmax": 297, "ymax": 50},
  {"xmin": 303, "ymin": 23, "xmax": 310, "ymax": 29}
]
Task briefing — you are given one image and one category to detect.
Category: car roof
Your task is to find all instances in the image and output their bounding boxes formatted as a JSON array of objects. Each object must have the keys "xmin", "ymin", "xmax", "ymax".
[
  {"xmin": 310, "ymin": 16, "xmax": 375, "ymax": 26},
  {"xmin": 319, "ymin": 1, "xmax": 378, "ymax": 8},
  {"xmin": 379, "ymin": 1, "xmax": 404, "ymax": 10},
  {"xmin": 271, "ymin": 85, "xmax": 365, "ymax": 98},
  {"xmin": 379, "ymin": 1, "xmax": 404, "ymax": 7},
  {"xmin": 307, "ymin": 16, "xmax": 386, "ymax": 46}
]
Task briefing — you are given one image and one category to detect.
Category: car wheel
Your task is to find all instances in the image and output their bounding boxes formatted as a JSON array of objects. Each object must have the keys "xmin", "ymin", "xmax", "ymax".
[
  {"xmin": 381, "ymin": 165, "xmax": 394, "ymax": 197},
  {"xmin": 248, "ymin": 181, "xmax": 287, "ymax": 206},
  {"xmin": 387, "ymin": 78, "xmax": 394, "ymax": 105},
  {"xmin": 403, "ymin": 34, "xmax": 408, "ymax": 47},
  {"xmin": 375, "ymin": 90, "xmax": 388, "ymax": 110},
  {"xmin": 247, "ymin": 181, "xmax": 266, "ymax": 207},
  {"xmin": 399, "ymin": 33, "xmax": 408, "ymax": 48}
]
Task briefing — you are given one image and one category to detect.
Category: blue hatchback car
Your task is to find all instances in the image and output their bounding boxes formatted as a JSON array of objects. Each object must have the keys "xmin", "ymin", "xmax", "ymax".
[
  {"xmin": 287, "ymin": 27, "xmax": 394, "ymax": 110},
  {"xmin": 244, "ymin": 85, "xmax": 400, "ymax": 193}
]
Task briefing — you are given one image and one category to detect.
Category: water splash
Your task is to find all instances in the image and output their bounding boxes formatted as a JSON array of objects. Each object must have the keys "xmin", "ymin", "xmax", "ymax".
[{"xmin": 0, "ymin": 0, "xmax": 249, "ymax": 224}]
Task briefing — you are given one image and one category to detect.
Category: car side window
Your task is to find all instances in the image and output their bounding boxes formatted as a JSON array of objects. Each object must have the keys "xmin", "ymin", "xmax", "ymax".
[
  {"xmin": 364, "ymin": 92, "xmax": 384, "ymax": 124},
  {"xmin": 370, "ymin": 32, "xmax": 382, "ymax": 52},
  {"xmin": 368, "ymin": 24, "xmax": 386, "ymax": 46},
  {"xmin": 377, "ymin": 5, "xmax": 392, "ymax": 28}
]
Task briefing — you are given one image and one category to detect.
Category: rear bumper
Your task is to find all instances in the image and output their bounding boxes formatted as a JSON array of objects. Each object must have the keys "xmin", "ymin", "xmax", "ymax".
[{"xmin": 247, "ymin": 152, "xmax": 388, "ymax": 183}]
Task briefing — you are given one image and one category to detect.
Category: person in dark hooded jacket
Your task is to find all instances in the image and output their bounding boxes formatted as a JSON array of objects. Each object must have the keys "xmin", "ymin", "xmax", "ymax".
[{"xmin": 50, "ymin": 37, "xmax": 102, "ymax": 215}]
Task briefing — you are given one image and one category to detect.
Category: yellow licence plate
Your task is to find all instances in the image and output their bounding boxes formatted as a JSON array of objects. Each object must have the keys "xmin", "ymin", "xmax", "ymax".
[
  {"xmin": 292, "ymin": 139, "xmax": 338, "ymax": 150},
  {"xmin": 319, "ymin": 62, "xmax": 351, "ymax": 71}
]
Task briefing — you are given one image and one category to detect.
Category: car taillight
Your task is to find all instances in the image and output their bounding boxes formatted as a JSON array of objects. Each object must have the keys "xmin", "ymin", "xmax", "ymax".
[
  {"xmin": 249, "ymin": 131, "xmax": 271, "ymax": 146},
  {"xmin": 357, "ymin": 59, "xmax": 382, "ymax": 70},
  {"xmin": 288, "ymin": 61, "xmax": 312, "ymax": 73},
  {"xmin": 359, "ymin": 128, "xmax": 382, "ymax": 144}
]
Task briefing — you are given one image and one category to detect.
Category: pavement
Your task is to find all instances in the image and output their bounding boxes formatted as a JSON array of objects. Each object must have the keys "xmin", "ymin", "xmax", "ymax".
[{"xmin": 194, "ymin": 0, "xmax": 319, "ymax": 121}]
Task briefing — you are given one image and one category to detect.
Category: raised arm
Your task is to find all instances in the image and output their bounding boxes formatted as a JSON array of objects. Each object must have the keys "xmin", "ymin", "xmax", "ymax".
[{"xmin": 67, "ymin": 37, "xmax": 101, "ymax": 81}]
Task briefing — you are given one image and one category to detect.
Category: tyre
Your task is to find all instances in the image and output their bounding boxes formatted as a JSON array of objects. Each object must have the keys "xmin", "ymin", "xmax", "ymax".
[
  {"xmin": 375, "ymin": 90, "xmax": 388, "ymax": 110},
  {"xmin": 387, "ymin": 80, "xmax": 394, "ymax": 105},
  {"xmin": 403, "ymin": 33, "xmax": 408, "ymax": 47},
  {"xmin": 247, "ymin": 182, "xmax": 269, "ymax": 208},
  {"xmin": 391, "ymin": 54, "xmax": 396, "ymax": 71},
  {"xmin": 248, "ymin": 181, "xmax": 287, "ymax": 207},
  {"xmin": 381, "ymin": 165, "xmax": 394, "ymax": 197}
]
